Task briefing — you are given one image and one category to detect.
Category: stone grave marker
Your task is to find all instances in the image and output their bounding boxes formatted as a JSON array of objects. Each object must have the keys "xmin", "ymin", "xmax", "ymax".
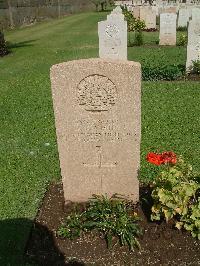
[
  {"xmin": 132, "ymin": 6, "xmax": 140, "ymax": 19},
  {"xmin": 186, "ymin": 20, "xmax": 200, "ymax": 71},
  {"xmin": 140, "ymin": 7, "xmax": 156, "ymax": 29},
  {"xmin": 159, "ymin": 13, "xmax": 177, "ymax": 45},
  {"xmin": 144, "ymin": 8, "xmax": 157, "ymax": 29},
  {"xmin": 98, "ymin": 7, "xmax": 127, "ymax": 60},
  {"xmin": 178, "ymin": 8, "xmax": 190, "ymax": 28},
  {"xmin": 50, "ymin": 59, "xmax": 141, "ymax": 203},
  {"xmin": 191, "ymin": 7, "xmax": 200, "ymax": 21}
]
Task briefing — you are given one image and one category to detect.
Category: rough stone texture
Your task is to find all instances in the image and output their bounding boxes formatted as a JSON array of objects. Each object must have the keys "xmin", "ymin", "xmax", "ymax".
[
  {"xmin": 186, "ymin": 20, "xmax": 200, "ymax": 71},
  {"xmin": 50, "ymin": 58, "xmax": 141, "ymax": 203},
  {"xmin": 191, "ymin": 7, "xmax": 200, "ymax": 21},
  {"xmin": 159, "ymin": 13, "xmax": 177, "ymax": 45},
  {"xmin": 187, "ymin": 20, "xmax": 200, "ymax": 45},
  {"xmin": 140, "ymin": 7, "xmax": 156, "ymax": 29},
  {"xmin": 163, "ymin": 7, "xmax": 177, "ymax": 14},
  {"xmin": 132, "ymin": 6, "xmax": 140, "ymax": 19},
  {"xmin": 178, "ymin": 8, "xmax": 190, "ymax": 28},
  {"xmin": 98, "ymin": 7, "xmax": 127, "ymax": 60}
]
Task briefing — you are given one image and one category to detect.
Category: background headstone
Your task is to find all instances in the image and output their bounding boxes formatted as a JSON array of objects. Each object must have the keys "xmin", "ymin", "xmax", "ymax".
[
  {"xmin": 51, "ymin": 59, "xmax": 141, "ymax": 203},
  {"xmin": 132, "ymin": 6, "xmax": 140, "ymax": 19},
  {"xmin": 178, "ymin": 8, "xmax": 190, "ymax": 28},
  {"xmin": 98, "ymin": 7, "xmax": 127, "ymax": 60},
  {"xmin": 159, "ymin": 13, "xmax": 177, "ymax": 45},
  {"xmin": 186, "ymin": 20, "xmax": 200, "ymax": 71},
  {"xmin": 191, "ymin": 7, "xmax": 200, "ymax": 21}
]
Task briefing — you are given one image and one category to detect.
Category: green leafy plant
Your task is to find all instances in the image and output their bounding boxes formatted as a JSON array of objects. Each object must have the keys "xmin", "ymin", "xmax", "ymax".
[
  {"xmin": 177, "ymin": 33, "xmax": 187, "ymax": 46},
  {"xmin": 122, "ymin": 8, "xmax": 145, "ymax": 46},
  {"xmin": 177, "ymin": 26, "xmax": 187, "ymax": 32},
  {"xmin": 58, "ymin": 194, "xmax": 142, "ymax": 250},
  {"xmin": 147, "ymin": 153, "xmax": 200, "ymax": 239},
  {"xmin": 133, "ymin": 19, "xmax": 145, "ymax": 46},
  {"xmin": 190, "ymin": 60, "xmax": 200, "ymax": 75},
  {"xmin": 142, "ymin": 62, "xmax": 185, "ymax": 81}
]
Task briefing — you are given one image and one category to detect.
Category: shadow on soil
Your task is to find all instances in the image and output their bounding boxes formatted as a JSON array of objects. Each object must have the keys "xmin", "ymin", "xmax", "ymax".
[{"xmin": 0, "ymin": 218, "xmax": 84, "ymax": 265}]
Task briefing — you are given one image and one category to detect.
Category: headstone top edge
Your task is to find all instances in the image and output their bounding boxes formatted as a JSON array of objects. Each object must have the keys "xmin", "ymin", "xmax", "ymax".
[{"xmin": 50, "ymin": 58, "xmax": 141, "ymax": 72}]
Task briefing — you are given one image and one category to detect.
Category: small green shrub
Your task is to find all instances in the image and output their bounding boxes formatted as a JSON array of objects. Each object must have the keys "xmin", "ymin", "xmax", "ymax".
[
  {"xmin": 58, "ymin": 194, "xmax": 142, "ymax": 250},
  {"xmin": 177, "ymin": 26, "xmax": 187, "ymax": 32},
  {"xmin": 134, "ymin": 31, "xmax": 143, "ymax": 46},
  {"xmin": 142, "ymin": 63, "xmax": 185, "ymax": 81},
  {"xmin": 133, "ymin": 19, "xmax": 145, "ymax": 46},
  {"xmin": 149, "ymin": 156, "xmax": 200, "ymax": 239},
  {"xmin": 122, "ymin": 8, "xmax": 145, "ymax": 47},
  {"xmin": 177, "ymin": 33, "xmax": 187, "ymax": 46},
  {"xmin": 189, "ymin": 60, "xmax": 200, "ymax": 75}
]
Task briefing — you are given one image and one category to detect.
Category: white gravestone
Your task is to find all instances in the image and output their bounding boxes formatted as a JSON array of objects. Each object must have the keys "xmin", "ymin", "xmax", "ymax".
[
  {"xmin": 159, "ymin": 13, "xmax": 177, "ymax": 45},
  {"xmin": 191, "ymin": 7, "xmax": 200, "ymax": 21},
  {"xmin": 186, "ymin": 20, "xmax": 200, "ymax": 71},
  {"xmin": 178, "ymin": 8, "xmax": 190, "ymax": 28},
  {"xmin": 98, "ymin": 7, "xmax": 127, "ymax": 60}
]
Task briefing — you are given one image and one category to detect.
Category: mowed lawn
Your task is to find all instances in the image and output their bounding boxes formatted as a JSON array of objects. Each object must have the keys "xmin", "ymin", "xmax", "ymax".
[{"xmin": 0, "ymin": 11, "xmax": 200, "ymax": 264}]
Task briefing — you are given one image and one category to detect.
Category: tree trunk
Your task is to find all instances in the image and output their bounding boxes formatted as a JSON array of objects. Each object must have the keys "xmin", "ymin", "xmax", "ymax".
[
  {"xmin": 58, "ymin": 0, "xmax": 61, "ymax": 18},
  {"xmin": 0, "ymin": 31, "xmax": 8, "ymax": 56},
  {"xmin": 7, "ymin": 0, "xmax": 14, "ymax": 29}
]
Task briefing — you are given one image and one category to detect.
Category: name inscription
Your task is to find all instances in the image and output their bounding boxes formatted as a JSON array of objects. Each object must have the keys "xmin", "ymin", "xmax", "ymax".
[{"xmin": 73, "ymin": 118, "xmax": 132, "ymax": 142}]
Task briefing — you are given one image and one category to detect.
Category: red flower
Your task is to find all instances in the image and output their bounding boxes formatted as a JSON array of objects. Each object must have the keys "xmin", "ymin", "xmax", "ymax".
[
  {"xmin": 146, "ymin": 151, "xmax": 177, "ymax": 166},
  {"xmin": 161, "ymin": 151, "xmax": 177, "ymax": 165},
  {"xmin": 146, "ymin": 152, "xmax": 164, "ymax": 166}
]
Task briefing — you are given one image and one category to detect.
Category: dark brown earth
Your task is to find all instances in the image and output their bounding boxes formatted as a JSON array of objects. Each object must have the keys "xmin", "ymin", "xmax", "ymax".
[{"xmin": 25, "ymin": 183, "xmax": 200, "ymax": 266}]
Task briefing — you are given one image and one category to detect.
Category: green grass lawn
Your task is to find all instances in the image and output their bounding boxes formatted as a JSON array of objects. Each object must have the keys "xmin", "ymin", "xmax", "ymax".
[{"xmin": 0, "ymin": 11, "xmax": 199, "ymax": 264}]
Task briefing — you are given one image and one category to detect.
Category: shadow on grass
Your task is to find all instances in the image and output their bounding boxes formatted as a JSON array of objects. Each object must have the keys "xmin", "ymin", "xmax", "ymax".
[
  {"xmin": 7, "ymin": 39, "xmax": 37, "ymax": 49},
  {"xmin": 0, "ymin": 218, "xmax": 84, "ymax": 265}
]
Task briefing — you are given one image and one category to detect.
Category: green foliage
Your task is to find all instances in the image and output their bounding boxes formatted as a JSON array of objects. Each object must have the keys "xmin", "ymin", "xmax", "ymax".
[
  {"xmin": 177, "ymin": 33, "xmax": 187, "ymax": 46},
  {"xmin": 122, "ymin": 8, "xmax": 145, "ymax": 46},
  {"xmin": 90, "ymin": 0, "xmax": 113, "ymax": 11},
  {"xmin": 177, "ymin": 26, "xmax": 187, "ymax": 32},
  {"xmin": 58, "ymin": 195, "xmax": 142, "ymax": 250},
  {"xmin": 190, "ymin": 60, "xmax": 200, "ymax": 75},
  {"xmin": 142, "ymin": 63, "xmax": 185, "ymax": 81},
  {"xmin": 133, "ymin": 19, "xmax": 146, "ymax": 32},
  {"xmin": 151, "ymin": 157, "xmax": 200, "ymax": 239},
  {"xmin": 122, "ymin": 7, "xmax": 135, "ymax": 32},
  {"xmin": 134, "ymin": 31, "xmax": 144, "ymax": 46}
]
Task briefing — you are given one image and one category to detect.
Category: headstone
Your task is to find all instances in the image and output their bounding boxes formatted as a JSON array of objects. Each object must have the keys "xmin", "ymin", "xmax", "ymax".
[
  {"xmin": 50, "ymin": 59, "xmax": 141, "ymax": 203},
  {"xmin": 186, "ymin": 20, "xmax": 200, "ymax": 71},
  {"xmin": 144, "ymin": 8, "xmax": 157, "ymax": 29},
  {"xmin": 159, "ymin": 13, "xmax": 177, "ymax": 45},
  {"xmin": 191, "ymin": 7, "xmax": 200, "ymax": 21},
  {"xmin": 98, "ymin": 7, "xmax": 127, "ymax": 60},
  {"xmin": 178, "ymin": 8, "xmax": 190, "ymax": 28},
  {"xmin": 152, "ymin": 5, "xmax": 159, "ymax": 16},
  {"xmin": 132, "ymin": 6, "xmax": 140, "ymax": 19},
  {"xmin": 163, "ymin": 6, "xmax": 177, "ymax": 13}
]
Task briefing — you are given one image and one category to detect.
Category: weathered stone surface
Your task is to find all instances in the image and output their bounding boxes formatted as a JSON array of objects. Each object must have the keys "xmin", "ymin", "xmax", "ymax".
[
  {"xmin": 191, "ymin": 7, "xmax": 200, "ymax": 21},
  {"xmin": 98, "ymin": 7, "xmax": 127, "ymax": 60},
  {"xmin": 159, "ymin": 13, "xmax": 177, "ymax": 45},
  {"xmin": 132, "ymin": 6, "xmax": 140, "ymax": 19},
  {"xmin": 50, "ymin": 58, "xmax": 141, "ymax": 203},
  {"xmin": 140, "ymin": 7, "xmax": 156, "ymax": 29},
  {"xmin": 186, "ymin": 20, "xmax": 200, "ymax": 71},
  {"xmin": 178, "ymin": 8, "xmax": 190, "ymax": 28}
]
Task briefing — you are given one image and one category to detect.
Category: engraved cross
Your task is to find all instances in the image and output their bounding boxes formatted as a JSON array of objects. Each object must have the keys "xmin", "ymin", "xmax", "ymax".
[{"xmin": 83, "ymin": 146, "xmax": 117, "ymax": 168}]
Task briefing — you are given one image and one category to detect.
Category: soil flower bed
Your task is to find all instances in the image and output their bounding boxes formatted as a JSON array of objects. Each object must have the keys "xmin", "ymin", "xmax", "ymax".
[{"xmin": 26, "ymin": 183, "xmax": 200, "ymax": 265}]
